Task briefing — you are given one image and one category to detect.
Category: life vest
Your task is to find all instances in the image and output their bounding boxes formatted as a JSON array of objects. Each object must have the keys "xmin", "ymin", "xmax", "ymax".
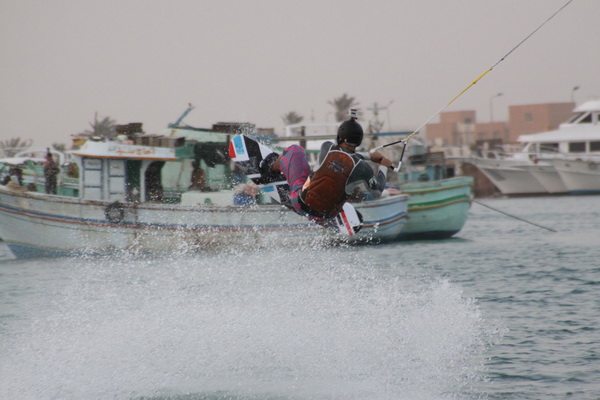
[{"xmin": 301, "ymin": 148, "xmax": 357, "ymax": 217}]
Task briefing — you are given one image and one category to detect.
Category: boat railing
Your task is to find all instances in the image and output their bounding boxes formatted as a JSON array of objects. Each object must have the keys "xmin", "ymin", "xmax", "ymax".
[{"xmin": 476, "ymin": 143, "xmax": 564, "ymax": 161}]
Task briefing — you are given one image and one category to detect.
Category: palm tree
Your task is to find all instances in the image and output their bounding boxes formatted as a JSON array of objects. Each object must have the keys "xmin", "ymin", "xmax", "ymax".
[
  {"xmin": 281, "ymin": 111, "xmax": 304, "ymax": 136},
  {"xmin": 328, "ymin": 94, "xmax": 359, "ymax": 122},
  {"xmin": 281, "ymin": 111, "xmax": 304, "ymax": 126},
  {"xmin": 82, "ymin": 112, "xmax": 117, "ymax": 138},
  {"xmin": 52, "ymin": 143, "xmax": 67, "ymax": 152},
  {"xmin": 0, "ymin": 137, "xmax": 32, "ymax": 157}
]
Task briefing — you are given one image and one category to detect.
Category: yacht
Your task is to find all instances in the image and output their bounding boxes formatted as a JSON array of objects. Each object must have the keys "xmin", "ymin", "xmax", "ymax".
[
  {"xmin": 531, "ymin": 100, "xmax": 600, "ymax": 193},
  {"xmin": 471, "ymin": 100, "xmax": 600, "ymax": 195}
]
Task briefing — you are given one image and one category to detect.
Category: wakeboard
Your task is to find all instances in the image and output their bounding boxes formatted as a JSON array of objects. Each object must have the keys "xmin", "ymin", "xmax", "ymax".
[{"xmin": 228, "ymin": 134, "xmax": 362, "ymax": 236}]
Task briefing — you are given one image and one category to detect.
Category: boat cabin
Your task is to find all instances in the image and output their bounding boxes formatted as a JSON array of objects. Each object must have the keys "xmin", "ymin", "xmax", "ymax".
[
  {"xmin": 401, "ymin": 141, "xmax": 454, "ymax": 182},
  {"xmin": 518, "ymin": 100, "xmax": 600, "ymax": 156},
  {"xmin": 68, "ymin": 140, "xmax": 191, "ymax": 203}
]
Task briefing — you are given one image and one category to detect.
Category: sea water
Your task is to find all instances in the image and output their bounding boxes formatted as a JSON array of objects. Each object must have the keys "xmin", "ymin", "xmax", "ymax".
[{"xmin": 0, "ymin": 195, "xmax": 599, "ymax": 400}]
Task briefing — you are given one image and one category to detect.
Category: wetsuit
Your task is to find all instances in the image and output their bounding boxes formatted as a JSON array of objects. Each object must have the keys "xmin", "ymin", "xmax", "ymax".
[
  {"xmin": 278, "ymin": 141, "xmax": 387, "ymax": 221},
  {"xmin": 317, "ymin": 141, "xmax": 387, "ymax": 199}
]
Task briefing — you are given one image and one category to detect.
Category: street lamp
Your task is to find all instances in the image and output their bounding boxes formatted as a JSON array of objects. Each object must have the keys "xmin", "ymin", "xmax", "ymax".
[
  {"xmin": 325, "ymin": 112, "xmax": 332, "ymax": 133},
  {"xmin": 571, "ymin": 86, "xmax": 580, "ymax": 103},
  {"xmin": 489, "ymin": 92, "xmax": 503, "ymax": 124},
  {"xmin": 385, "ymin": 100, "xmax": 394, "ymax": 131},
  {"xmin": 367, "ymin": 100, "xmax": 393, "ymax": 133}
]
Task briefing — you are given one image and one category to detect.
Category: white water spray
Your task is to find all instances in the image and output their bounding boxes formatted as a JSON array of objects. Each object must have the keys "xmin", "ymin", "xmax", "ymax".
[{"xmin": 1, "ymin": 248, "xmax": 499, "ymax": 399}]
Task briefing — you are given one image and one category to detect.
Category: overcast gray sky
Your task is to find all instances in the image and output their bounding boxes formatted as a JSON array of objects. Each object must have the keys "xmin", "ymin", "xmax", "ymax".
[{"xmin": 1, "ymin": 0, "xmax": 598, "ymax": 148}]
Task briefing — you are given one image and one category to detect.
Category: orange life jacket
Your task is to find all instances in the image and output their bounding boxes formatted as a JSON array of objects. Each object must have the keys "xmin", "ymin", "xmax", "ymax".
[{"xmin": 301, "ymin": 149, "xmax": 357, "ymax": 217}]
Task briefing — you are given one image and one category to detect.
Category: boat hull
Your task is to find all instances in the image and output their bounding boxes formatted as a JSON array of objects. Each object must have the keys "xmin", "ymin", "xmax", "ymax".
[
  {"xmin": 471, "ymin": 158, "xmax": 547, "ymax": 195},
  {"xmin": 548, "ymin": 158, "xmax": 600, "ymax": 194},
  {"xmin": 353, "ymin": 193, "xmax": 409, "ymax": 242},
  {"xmin": 398, "ymin": 176, "xmax": 473, "ymax": 240},
  {"xmin": 522, "ymin": 163, "xmax": 568, "ymax": 194},
  {"xmin": 0, "ymin": 187, "xmax": 408, "ymax": 258}
]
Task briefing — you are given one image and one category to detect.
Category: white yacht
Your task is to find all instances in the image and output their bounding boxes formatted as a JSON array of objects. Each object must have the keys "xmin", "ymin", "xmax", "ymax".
[
  {"xmin": 547, "ymin": 156, "xmax": 600, "ymax": 193},
  {"xmin": 470, "ymin": 148, "xmax": 550, "ymax": 195},
  {"xmin": 531, "ymin": 101, "xmax": 600, "ymax": 193},
  {"xmin": 471, "ymin": 100, "xmax": 600, "ymax": 195}
]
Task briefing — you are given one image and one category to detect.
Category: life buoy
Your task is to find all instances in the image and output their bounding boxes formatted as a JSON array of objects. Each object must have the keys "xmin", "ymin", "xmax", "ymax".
[{"xmin": 105, "ymin": 201, "xmax": 125, "ymax": 224}]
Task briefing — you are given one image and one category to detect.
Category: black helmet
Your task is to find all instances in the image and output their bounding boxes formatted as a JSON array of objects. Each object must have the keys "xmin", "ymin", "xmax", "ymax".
[{"xmin": 337, "ymin": 119, "xmax": 364, "ymax": 146}]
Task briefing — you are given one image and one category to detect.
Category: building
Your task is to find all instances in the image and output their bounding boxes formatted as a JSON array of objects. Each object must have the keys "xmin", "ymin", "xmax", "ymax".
[
  {"xmin": 425, "ymin": 102, "xmax": 574, "ymax": 149},
  {"xmin": 426, "ymin": 110, "xmax": 476, "ymax": 148},
  {"xmin": 508, "ymin": 102, "xmax": 574, "ymax": 140}
]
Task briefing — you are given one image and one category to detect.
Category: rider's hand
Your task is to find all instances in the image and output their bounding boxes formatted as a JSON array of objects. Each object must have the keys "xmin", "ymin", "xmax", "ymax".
[
  {"xmin": 380, "ymin": 157, "xmax": 393, "ymax": 168},
  {"xmin": 370, "ymin": 151, "xmax": 384, "ymax": 164}
]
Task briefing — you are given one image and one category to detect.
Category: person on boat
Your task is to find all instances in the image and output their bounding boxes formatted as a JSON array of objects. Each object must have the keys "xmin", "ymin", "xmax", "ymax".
[
  {"xmin": 2, "ymin": 166, "xmax": 25, "ymax": 192},
  {"xmin": 233, "ymin": 181, "xmax": 259, "ymax": 206},
  {"xmin": 43, "ymin": 151, "xmax": 60, "ymax": 194},
  {"xmin": 145, "ymin": 161, "xmax": 165, "ymax": 202},
  {"xmin": 261, "ymin": 116, "xmax": 393, "ymax": 222},
  {"xmin": 2, "ymin": 166, "xmax": 23, "ymax": 186},
  {"xmin": 188, "ymin": 160, "xmax": 211, "ymax": 191}
]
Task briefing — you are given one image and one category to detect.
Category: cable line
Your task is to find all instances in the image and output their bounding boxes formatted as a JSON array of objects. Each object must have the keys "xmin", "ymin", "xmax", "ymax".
[{"xmin": 374, "ymin": 0, "xmax": 574, "ymax": 171}]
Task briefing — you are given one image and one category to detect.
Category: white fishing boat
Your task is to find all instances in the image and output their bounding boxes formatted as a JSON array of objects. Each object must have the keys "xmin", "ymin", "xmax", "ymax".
[
  {"xmin": 0, "ymin": 148, "xmax": 79, "ymax": 196},
  {"xmin": 470, "ymin": 100, "xmax": 600, "ymax": 195},
  {"xmin": 0, "ymin": 129, "xmax": 408, "ymax": 258}
]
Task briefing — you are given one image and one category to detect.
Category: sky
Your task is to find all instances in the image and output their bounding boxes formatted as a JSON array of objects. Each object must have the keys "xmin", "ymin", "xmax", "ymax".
[{"xmin": 1, "ymin": 0, "xmax": 599, "ymax": 149}]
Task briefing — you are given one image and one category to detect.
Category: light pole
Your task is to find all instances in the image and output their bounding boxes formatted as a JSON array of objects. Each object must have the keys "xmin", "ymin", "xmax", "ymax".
[
  {"xmin": 571, "ymin": 86, "xmax": 580, "ymax": 103},
  {"xmin": 367, "ymin": 100, "xmax": 394, "ymax": 133},
  {"xmin": 385, "ymin": 100, "xmax": 394, "ymax": 131},
  {"xmin": 325, "ymin": 112, "xmax": 332, "ymax": 133},
  {"xmin": 489, "ymin": 92, "xmax": 503, "ymax": 124}
]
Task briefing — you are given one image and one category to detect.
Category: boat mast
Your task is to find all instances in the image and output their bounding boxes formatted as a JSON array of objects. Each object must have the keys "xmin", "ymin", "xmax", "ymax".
[{"xmin": 169, "ymin": 103, "xmax": 195, "ymax": 128}]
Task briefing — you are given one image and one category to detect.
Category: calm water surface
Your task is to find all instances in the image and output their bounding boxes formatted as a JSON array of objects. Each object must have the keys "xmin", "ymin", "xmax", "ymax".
[{"xmin": 1, "ymin": 195, "xmax": 599, "ymax": 400}]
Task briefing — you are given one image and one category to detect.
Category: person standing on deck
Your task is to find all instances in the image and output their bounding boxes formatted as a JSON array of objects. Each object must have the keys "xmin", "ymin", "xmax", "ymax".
[{"xmin": 43, "ymin": 150, "xmax": 60, "ymax": 195}]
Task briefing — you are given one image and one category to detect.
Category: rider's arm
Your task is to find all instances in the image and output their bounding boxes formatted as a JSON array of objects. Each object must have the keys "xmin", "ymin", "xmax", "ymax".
[
  {"xmin": 356, "ymin": 150, "xmax": 392, "ymax": 179},
  {"xmin": 347, "ymin": 161, "xmax": 387, "ymax": 198}
]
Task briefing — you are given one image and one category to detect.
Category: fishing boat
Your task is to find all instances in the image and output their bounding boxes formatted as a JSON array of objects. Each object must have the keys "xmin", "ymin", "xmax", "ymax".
[
  {"xmin": 395, "ymin": 147, "xmax": 473, "ymax": 240},
  {"xmin": 0, "ymin": 148, "xmax": 79, "ymax": 196},
  {"xmin": 470, "ymin": 100, "xmax": 600, "ymax": 195},
  {"xmin": 0, "ymin": 121, "xmax": 408, "ymax": 258}
]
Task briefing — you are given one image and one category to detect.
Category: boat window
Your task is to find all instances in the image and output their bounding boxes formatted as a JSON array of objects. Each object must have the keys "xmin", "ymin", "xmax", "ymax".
[
  {"xmin": 567, "ymin": 112, "xmax": 584, "ymax": 123},
  {"xmin": 540, "ymin": 143, "xmax": 559, "ymax": 153},
  {"xmin": 579, "ymin": 113, "xmax": 592, "ymax": 124},
  {"xmin": 568, "ymin": 142, "xmax": 586, "ymax": 153},
  {"xmin": 590, "ymin": 141, "xmax": 600, "ymax": 152}
]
